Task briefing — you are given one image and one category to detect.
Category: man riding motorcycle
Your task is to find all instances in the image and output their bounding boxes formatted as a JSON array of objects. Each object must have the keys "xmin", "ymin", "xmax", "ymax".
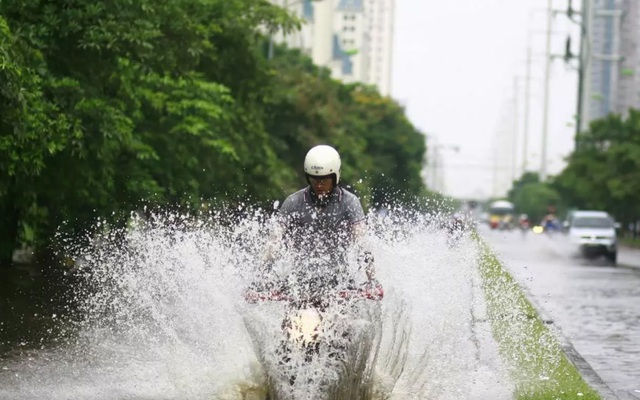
[
  {"xmin": 244, "ymin": 145, "xmax": 382, "ymax": 392},
  {"xmin": 258, "ymin": 144, "xmax": 377, "ymax": 292}
]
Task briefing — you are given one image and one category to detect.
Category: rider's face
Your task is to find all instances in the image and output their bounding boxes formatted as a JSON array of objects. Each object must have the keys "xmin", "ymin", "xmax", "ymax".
[{"xmin": 309, "ymin": 175, "xmax": 334, "ymax": 197}]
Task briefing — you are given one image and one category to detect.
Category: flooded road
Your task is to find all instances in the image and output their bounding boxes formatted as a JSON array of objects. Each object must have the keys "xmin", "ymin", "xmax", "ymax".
[
  {"xmin": 0, "ymin": 213, "xmax": 513, "ymax": 400},
  {"xmin": 483, "ymin": 227, "xmax": 640, "ymax": 400}
]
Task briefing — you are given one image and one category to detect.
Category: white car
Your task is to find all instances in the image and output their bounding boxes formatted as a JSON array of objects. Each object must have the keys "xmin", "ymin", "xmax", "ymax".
[{"xmin": 567, "ymin": 210, "xmax": 618, "ymax": 265}]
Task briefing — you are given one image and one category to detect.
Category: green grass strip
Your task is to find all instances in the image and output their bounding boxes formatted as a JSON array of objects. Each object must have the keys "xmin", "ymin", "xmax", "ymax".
[
  {"xmin": 475, "ymin": 236, "xmax": 601, "ymax": 400},
  {"xmin": 619, "ymin": 236, "xmax": 640, "ymax": 249}
]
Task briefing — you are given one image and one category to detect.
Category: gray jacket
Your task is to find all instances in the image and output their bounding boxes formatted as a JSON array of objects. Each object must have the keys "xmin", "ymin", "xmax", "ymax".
[{"xmin": 277, "ymin": 186, "xmax": 366, "ymax": 264}]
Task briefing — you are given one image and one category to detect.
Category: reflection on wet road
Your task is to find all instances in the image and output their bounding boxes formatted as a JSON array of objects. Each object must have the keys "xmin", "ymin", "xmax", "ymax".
[{"xmin": 482, "ymin": 227, "xmax": 640, "ymax": 400}]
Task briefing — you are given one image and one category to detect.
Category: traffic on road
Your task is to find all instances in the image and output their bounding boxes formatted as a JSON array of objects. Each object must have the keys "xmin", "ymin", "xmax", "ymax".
[{"xmin": 483, "ymin": 225, "xmax": 640, "ymax": 400}]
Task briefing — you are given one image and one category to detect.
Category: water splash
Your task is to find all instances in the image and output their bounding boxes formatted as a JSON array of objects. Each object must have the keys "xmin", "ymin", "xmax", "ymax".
[{"xmin": 0, "ymin": 207, "xmax": 514, "ymax": 399}]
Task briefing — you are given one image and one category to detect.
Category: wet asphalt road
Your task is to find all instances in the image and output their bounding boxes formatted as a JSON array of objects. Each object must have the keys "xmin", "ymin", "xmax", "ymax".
[{"xmin": 482, "ymin": 227, "xmax": 640, "ymax": 400}]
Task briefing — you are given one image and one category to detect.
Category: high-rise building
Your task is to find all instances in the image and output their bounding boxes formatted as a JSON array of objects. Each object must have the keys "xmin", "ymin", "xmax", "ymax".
[
  {"xmin": 267, "ymin": 0, "xmax": 315, "ymax": 56},
  {"xmin": 615, "ymin": 0, "xmax": 640, "ymax": 114},
  {"xmin": 363, "ymin": 0, "xmax": 395, "ymax": 96},
  {"xmin": 268, "ymin": 0, "xmax": 395, "ymax": 95},
  {"xmin": 580, "ymin": 0, "xmax": 640, "ymax": 130},
  {"xmin": 313, "ymin": 0, "xmax": 367, "ymax": 83}
]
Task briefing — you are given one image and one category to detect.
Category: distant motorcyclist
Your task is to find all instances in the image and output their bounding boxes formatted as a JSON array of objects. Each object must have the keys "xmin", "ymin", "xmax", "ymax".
[
  {"xmin": 519, "ymin": 214, "xmax": 530, "ymax": 229},
  {"xmin": 540, "ymin": 213, "xmax": 560, "ymax": 233},
  {"xmin": 259, "ymin": 145, "xmax": 377, "ymax": 292},
  {"xmin": 449, "ymin": 213, "xmax": 465, "ymax": 232},
  {"xmin": 445, "ymin": 213, "xmax": 466, "ymax": 247},
  {"xmin": 500, "ymin": 213, "xmax": 514, "ymax": 230}
]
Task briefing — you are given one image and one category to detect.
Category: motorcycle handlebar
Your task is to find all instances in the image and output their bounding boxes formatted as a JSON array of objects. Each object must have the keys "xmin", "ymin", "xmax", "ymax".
[
  {"xmin": 338, "ymin": 284, "xmax": 384, "ymax": 301},
  {"xmin": 244, "ymin": 283, "xmax": 384, "ymax": 304},
  {"xmin": 244, "ymin": 290, "xmax": 292, "ymax": 303}
]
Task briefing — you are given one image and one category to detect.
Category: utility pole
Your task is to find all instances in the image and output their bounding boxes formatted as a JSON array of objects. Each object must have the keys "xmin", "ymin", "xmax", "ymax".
[
  {"xmin": 512, "ymin": 76, "xmax": 519, "ymax": 183},
  {"xmin": 430, "ymin": 138, "xmax": 438, "ymax": 191},
  {"xmin": 426, "ymin": 136, "xmax": 459, "ymax": 193},
  {"xmin": 492, "ymin": 140, "xmax": 500, "ymax": 198},
  {"xmin": 566, "ymin": 0, "xmax": 592, "ymax": 147},
  {"xmin": 522, "ymin": 40, "xmax": 532, "ymax": 175},
  {"xmin": 574, "ymin": 0, "xmax": 590, "ymax": 147},
  {"xmin": 540, "ymin": 0, "xmax": 553, "ymax": 182},
  {"xmin": 521, "ymin": 8, "xmax": 550, "ymax": 177}
]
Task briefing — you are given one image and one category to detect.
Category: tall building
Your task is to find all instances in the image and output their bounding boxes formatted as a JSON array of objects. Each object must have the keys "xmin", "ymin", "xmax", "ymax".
[
  {"xmin": 268, "ymin": 0, "xmax": 395, "ymax": 95},
  {"xmin": 267, "ymin": 0, "xmax": 316, "ymax": 56},
  {"xmin": 363, "ymin": 0, "xmax": 395, "ymax": 95},
  {"xmin": 313, "ymin": 0, "xmax": 367, "ymax": 84},
  {"xmin": 615, "ymin": 0, "xmax": 640, "ymax": 114},
  {"xmin": 580, "ymin": 0, "xmax": 640, "ymax": 131}
]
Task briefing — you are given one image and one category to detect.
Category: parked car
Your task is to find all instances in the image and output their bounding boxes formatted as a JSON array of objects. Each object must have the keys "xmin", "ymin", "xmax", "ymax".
[{"xmin": 566, "ymin": 210, "xmax": 618, "ymax": 265}]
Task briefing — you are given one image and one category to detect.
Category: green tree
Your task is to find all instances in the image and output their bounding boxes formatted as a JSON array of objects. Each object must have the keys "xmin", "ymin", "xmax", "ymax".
[
  {"xmin": 512, "ymin": 183, "xmax": 561, "ymax": 224},
  {"xmin": 0, "ymin": 0, "xmax": 429, "ymax": 265},
  {"xmin": 0, "ymin": 0, "xmax": 300, "ymax": 261},
  {"xmin": 553, "ymin": 110, "xmax": 640, "ymax": 227},
  {"xmin": 507, "ymin": 172, "xmax": 540, "ymax": 203},
  {"xmin": 507, "ymin": 172, "xmax": 565, "ymax": 222},
  {"xmin": 0, "ymin": 17, "xmax": 72, "ymax": 264}
]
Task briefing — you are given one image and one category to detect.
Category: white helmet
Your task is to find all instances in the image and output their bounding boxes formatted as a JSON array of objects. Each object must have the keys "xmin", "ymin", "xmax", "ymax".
[{"xmin": 304, "ymin": 145, "xmax": 341, "ymax": 184}]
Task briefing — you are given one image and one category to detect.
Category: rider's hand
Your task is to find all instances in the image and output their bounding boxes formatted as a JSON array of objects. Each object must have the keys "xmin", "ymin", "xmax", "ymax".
[
  {"xmin": 357, "ymin": 250, "xmax": 376, "ymax": 282},
  {"xmin": 244, "ymin": 284, "xmax": 260, "ymax": 304},
  {"xmin": 363, "ymin": 279, "xmax": 383, "ymax": 300}
]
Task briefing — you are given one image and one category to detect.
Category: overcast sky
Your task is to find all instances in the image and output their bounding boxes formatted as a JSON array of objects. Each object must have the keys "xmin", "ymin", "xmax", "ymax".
[{"xmin": 392, "ymin": 0, "xmax": 579, "ymax": 200}]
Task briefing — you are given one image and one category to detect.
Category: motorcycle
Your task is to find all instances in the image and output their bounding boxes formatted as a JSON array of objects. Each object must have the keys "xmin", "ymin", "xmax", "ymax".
[{"xmin": 243, "ymin": 276, "xmax": 384, "ymax": 396}]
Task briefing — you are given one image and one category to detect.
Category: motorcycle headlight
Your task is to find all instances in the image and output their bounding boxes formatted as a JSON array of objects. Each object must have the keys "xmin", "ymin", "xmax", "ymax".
[{"xmin": 288, "ymin": 309, "xmax": 322, "ymax": 346}]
